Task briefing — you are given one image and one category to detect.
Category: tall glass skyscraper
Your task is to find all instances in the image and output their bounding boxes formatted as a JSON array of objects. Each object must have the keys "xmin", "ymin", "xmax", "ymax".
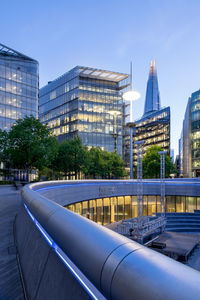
[
  {"xmin": 39, "ymin": 66, "xmax": 129, "ymax": 156},
  {"xmin": 0, "ymin": 43, "xmax": 39, "ymax": 131},
  {"xmin": 180, "ymin": 90, "xmax": 200, "ymax": 177},
  {"xmin": 124, "ymin": 60, "xmax": 170, "ymax": 171},
  {"xmin": 143, "ymin": 59, "xmax": 160, "ymax": 116}
]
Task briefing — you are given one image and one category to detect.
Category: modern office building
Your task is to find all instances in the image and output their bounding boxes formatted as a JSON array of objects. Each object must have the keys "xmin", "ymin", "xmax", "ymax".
[
  {"xmin": 124, "ymin": 60, "xmax": 170, "ymax": 169},
  {"xmin": 0, "ymin": 43, "xmax": 39, "ymax": 131},
  {"xmin": 178, "ymin": 134, "xmax": 183, "ymax": 177},
  {"xmin": 180, "ymin": 90, "xmax": 200, "ymax": 177},
  {"xmin": 39, "ymin": 66, "xmax": 129, "ymax": 156}
]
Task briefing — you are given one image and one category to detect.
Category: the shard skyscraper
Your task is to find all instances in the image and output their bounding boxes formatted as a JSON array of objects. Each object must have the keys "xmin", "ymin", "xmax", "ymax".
[
  {"xmin": 123, "ymin": 59, "xmax": 171, "ymax": 172},
  {"xmin": 143, "ymin": 59, "xmax": 160, "ymax": 116}
]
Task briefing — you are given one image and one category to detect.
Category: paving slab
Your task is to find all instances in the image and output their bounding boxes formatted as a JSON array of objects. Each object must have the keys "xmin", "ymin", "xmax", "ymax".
[
  {"xmin": 0, "ymin": 186, "xmax": 24, "ymax": 300},
  {"xmin": 149, "ymin": 231, "xmax": 200, "ymax": 260}
]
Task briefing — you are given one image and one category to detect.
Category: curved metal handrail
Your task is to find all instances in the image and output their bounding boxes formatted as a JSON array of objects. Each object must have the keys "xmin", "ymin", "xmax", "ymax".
[{"xmin": 21, "ymin": 180, "xmax": 200, "ymax": 300}]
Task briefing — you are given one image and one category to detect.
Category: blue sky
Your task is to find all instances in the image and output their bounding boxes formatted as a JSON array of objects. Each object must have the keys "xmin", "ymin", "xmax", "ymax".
[{"xmin": 1, "ymin": 0, "xmax": 200, "ymax": 156}]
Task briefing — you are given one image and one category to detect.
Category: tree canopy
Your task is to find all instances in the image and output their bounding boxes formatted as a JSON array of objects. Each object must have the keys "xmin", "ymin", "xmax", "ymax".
[
  {"xmin": 142, "ymin": 145, "xmax": 176, "ymax": 178},
  {"xmin": 52, "ymin": 136, "xmax": 87, "ymax": 179},
  {"xmin": 6, "ymin": 116, "xmax": 58, "ymax": 180},
  {"xmin": 0, "ymin": 116, "xmax": 126, "ymax": 181},
  {"xmin": 83, "ymin": 147, "xmax": 126, "ymax": 179}
]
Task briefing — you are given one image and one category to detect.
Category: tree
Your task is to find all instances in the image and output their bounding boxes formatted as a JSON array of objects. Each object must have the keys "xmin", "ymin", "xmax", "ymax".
[
  {"xmin": 0, "ymin": 129, "xmax": 12, "ymax": 178},
  {"xmin": 70, "ymin": 137, "xmax": 87, "ymax": 179},
  {"xmin": 142, "ymin": 146, "xmax": 177, "ymax": 179},
  {"xmin": 7, "ymin": 116, "xmax": 58, "ymax": 181},
  {"xmin": 83, "ymin": 147, "xmax": 126, "ymax": 179},
  {"xmin": 109, "ymin": 152, "xmax": 126, "ymax": 179},
  {"xmin": 52, "ymin": 136, "xmax": 87, "ymax": 179},
  {"xmin": 83, "ymin": 147, "xmax": 103, "ymax": 179},
  {"xmin": 0, "ymin": 129, "xmax": 8, "ymax": 162}
]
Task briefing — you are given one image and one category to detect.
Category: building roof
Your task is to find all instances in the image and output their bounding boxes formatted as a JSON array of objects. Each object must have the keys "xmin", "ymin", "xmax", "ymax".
[
  {"xmin": 0, "ymin": 43, "xmax": 38, "ymax": 63},
  {"xmin": 135, "ymin": 106, "xmax": 170, "ymax": 124},
  {"xmin": 77, "ymin": 66, "xmax": 129, "ymax": 82}
]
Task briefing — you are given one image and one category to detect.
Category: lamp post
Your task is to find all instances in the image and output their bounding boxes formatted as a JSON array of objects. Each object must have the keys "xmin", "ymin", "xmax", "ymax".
[
  {"xmin": 123, "ymin": 63, "xmax": 140, "ymax": 179},
  {"xmin": 158, "ymin": 151, "xmax": 167, "ymax": 217},
  {"xmin": 135, "ymin": 140, "xmax": 145, "ymax": 220},
  {"xmin": 108, "ymin": 110, "xmax": 121, "ymax": 153}
]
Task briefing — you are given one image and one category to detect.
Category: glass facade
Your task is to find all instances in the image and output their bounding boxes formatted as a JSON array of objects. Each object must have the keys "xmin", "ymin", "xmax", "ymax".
[
  {"xmin": 0, "ymin": 44, "xmax": 39, "ymax": 131},
  {"xmin": 191, "ymin": 90, "xmax": 200, "ymax": 176},
  {"xmin": 181, "ymin": 90, "xmax": 200, "ymax": 177},
  {"xmin": 39, "ymin": 66, "xmax": 129, "ymax": 156},
  {"xmin": 124, "ymin": 107, "xmax": 170, "ymax": 168},
  {"xmin": 143, "ymin": 59, "xmax": 160, "ymax": 117},
  {"xmin": 66, "ymin": 195, "xmax": 200, "ymax": 226}
]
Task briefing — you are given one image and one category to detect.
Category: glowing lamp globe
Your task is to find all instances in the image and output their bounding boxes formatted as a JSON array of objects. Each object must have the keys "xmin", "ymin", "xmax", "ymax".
[
  {"xmin": 123, "ymin": 90, "xmax": 141, "ymax": 101},
  {"xmin": 107, "ymin": 110, "xmax": 121, "ymax": 116}
]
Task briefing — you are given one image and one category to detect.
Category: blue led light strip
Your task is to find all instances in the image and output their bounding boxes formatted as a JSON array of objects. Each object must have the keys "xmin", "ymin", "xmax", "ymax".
[
  {"xmin": 34, "ymin": 181, "xmax": 129, "ymax": 192},
  {"xmin": 23, "ymin": 204, "xmax": 106, "ymax": 300}
]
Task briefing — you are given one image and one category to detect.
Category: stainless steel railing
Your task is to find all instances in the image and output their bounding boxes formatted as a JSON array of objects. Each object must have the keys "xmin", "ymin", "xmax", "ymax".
[{"xmin": 21, "ymin": 181, "xmax": 200, "ymax": 300}]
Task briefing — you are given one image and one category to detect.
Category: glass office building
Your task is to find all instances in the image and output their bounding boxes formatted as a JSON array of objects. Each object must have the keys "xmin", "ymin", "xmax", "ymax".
[
  {"xmin": 181, "ymin": 90, "xmax": 200, "ymax": 177},
  {"xmin": 39, "ymin": 66, "xmax": 129, "ymax": 156},
  {"xmin": 0, "ymin": 43, "xmax": 39, "ymax": 131}
]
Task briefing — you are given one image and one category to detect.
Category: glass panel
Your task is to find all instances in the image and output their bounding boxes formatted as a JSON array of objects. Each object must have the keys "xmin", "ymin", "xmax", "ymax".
[
  {"xmin": 131, "ymin": 196, "xmax": 137, "ymax": 218},
  {"xmin": 103, "ymin": 198, "xmax": 111, "ymax": 225},
  {"xmin": 197, "ymin": 197, "xmax": 200, "ymax": 210},
  {"xmin": 143, "ymin": 196, "xmax": 148, "ymax": 216},
  {"xmin": 75, "ymin": 203, "xmax": 82, "ymax": 215},
  {"xmin": 156, "ymin": 196, "xmax": 161, "ymax": 213},
  {"xmin": 147, "ymin": 196, "xmax": 156, "ymax": 216},
  {"xmin": 68, "ymin": 204, "xmax": 75, "ymax": 212},
  {"xmin": 166, "ymin": 196, "xmax": 175, "ymax": 212},
  {"xmin": 117, "ymin": 196, "xmax": 124, "ymax": 221},
  {"xmin": 176, "ymin": 196, "xmax": 185, "ymax": 212},
  {"xmin": 89, "ymin": 199, "xmax": 97, "ymax": 222},
  {"xmin": 185, "ymin": 197, "xmax": 196, "ymax": 212},
  {"xmin": 110, "ymin": 197, "xmax": 117, "ymax": 223},
  {"xmin": 96, "ymin": 198, "xmax": 103, "ymax": 225},
  {"xmin": 124, "ymin": 196, "xmax": 131, "ymax": 219},
  {"xmin": 82, "ymin": 201, "xmax": 89, "ymax": 218}
]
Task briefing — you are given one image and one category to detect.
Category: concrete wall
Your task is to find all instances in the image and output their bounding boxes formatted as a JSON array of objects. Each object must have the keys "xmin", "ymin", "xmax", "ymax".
[
  {"xmin": 35, "ymin": 180, "xmax": 200, "ymax": 207},
  {"xmin": 15, "ymin": 205, "xmax": 91, "ymax": 300}
]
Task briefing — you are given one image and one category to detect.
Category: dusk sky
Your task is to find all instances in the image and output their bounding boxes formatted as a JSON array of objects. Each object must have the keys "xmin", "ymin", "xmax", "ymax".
[{"xmin": 1, "ymin": 0, "xmax": 200, "ymax": 156}]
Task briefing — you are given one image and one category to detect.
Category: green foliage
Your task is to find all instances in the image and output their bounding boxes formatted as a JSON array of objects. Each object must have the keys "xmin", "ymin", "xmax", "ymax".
[
  {"xmin": 6, "ymin": 116, "xmax": 58, "ymax": 174},
  {"xmin": 109, "ymin": 152, "xmax": 126, "ymax": 178},
  {"xmin": 38, "ymin": 167, "xmax": 55, "ymax": 181},
  {"xmin": 52, "ymin": 136, "xmax": 87, "ymax": 179},
  {"xmin": 0, "ymin": 129, "xmax": 8, "ymax": 163},
  {"xmin": 143, "ymin": 145, "xmax": 177, "ymax": 178},
  {"xmin": 83, "ymin": 147, "xmax": 126, "ymax": 179},
  {"xmin": 0, "ymin": 180, "xmax": 14, "ymax": 185},
  {"xmin": 0, "ymin": 116, "xmax": 126, "ymax": 181}
]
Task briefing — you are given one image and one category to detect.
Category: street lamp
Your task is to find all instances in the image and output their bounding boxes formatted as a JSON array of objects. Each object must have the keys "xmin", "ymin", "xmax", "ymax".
[
  {"xmin": 108, "ymin": 110, "xmax": 121, "ymax": 153},
  {"xmin": 135, "ymin": 140, "xmax": 145, "ymax": 220},
  {"xmin": 123, "ymin": 63, "xmax": 141, "ymax": 179}
]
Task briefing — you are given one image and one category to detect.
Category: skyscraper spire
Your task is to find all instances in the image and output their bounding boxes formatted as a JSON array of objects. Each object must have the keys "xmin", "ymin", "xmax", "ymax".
[{"xmin": 143, "ymin": 59, "xmax": 160, "ymax": 116}]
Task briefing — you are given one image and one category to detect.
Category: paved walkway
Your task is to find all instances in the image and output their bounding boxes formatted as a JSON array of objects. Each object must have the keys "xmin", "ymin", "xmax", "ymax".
[
  {"xmin": 150, "ymin": 231, "xmax": 200, "ymax": 261},
  {"xmin": 0, "ymin": 186, "xmax": 24, "ymax": 300}
]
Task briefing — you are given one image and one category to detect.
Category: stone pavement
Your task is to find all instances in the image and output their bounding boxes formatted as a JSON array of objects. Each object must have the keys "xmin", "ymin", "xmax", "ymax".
[
  {"xmin": 0, "ymin": 185, "xmax": 24, "ymax": 300},
  {"xmin": 149, "ymin": 231, "xmax": 200, "ymax": 261},
  {"xmin": 186, "ymin": 244, "xmax": 200, "ymax": 271}
]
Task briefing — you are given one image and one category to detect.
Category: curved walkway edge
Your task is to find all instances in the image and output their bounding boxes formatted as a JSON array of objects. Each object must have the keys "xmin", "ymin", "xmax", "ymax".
[{"xmin": 0, "ymin": 186, "xmax": 24, "ymax": 300}]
